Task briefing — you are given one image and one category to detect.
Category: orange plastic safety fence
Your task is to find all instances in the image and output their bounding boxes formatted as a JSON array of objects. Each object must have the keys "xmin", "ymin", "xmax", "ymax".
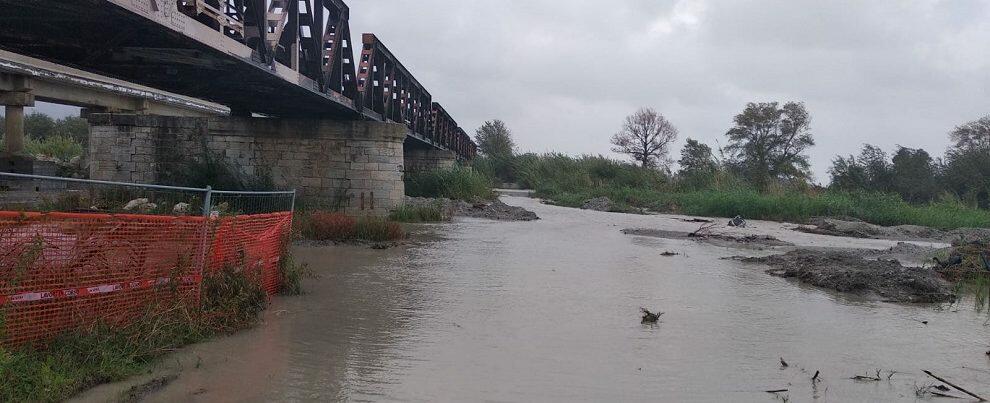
[{"xmin": 0, "ymin": 211, "xmax": 293, "ymax": 347}]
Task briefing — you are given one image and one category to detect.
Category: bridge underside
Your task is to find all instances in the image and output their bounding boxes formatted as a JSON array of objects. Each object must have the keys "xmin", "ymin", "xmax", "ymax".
[{"xmin": 0, "ymin": 0, "xmax": 360, "ymax": 119}]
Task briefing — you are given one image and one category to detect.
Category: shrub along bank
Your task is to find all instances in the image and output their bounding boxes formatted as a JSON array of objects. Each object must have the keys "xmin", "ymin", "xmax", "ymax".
[
  {"xmin": 486, "ymin": 153, "xmax": 990, "ymax": 230},
  {"xmin": 0, "ymin": 256, "xmax": 310, "ymax": 402}
]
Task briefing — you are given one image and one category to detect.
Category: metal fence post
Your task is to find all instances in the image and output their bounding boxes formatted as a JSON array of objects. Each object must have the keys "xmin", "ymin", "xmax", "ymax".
[
  {"xmin": 202, "ymin": 186, "xmax": 213, "ymax": 217},
  {"xmin": 196, "ymin": 186, "xmax": 213, "ymax": 304}
]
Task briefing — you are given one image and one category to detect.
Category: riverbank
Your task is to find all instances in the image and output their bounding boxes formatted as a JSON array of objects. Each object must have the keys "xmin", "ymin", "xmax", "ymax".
[{"xmin": 67, "ymin": 197, "xmax": 989, "ymax": 402}]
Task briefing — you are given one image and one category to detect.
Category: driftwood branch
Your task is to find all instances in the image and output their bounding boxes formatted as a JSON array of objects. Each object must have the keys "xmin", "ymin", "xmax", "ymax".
[{"xmin": 923, "ymin": 370, "xmax": 986, "ymax": 402}]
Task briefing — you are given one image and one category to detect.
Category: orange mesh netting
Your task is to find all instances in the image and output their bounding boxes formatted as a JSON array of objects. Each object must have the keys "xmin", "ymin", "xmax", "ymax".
[{"xmin": 0, "ymin": 211, "xmax": 293, "ymax": 347}]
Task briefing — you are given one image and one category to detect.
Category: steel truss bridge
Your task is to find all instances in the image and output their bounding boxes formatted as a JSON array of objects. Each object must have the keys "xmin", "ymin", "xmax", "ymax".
[{"xmin": 0, "ymin": 0, "xmax": 476, "ymax": 159}]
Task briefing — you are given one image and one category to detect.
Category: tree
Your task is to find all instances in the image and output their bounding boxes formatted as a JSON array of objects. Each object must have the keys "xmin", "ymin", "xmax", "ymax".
[
  {"xmin": 950, "ymin": 115, "xmax": 990, "ymax": 152},
  {"xmin": 611, "ymin": 107, "xmax": 678, "ymax": 169},
  {"xmin": 725, "ymin": 102, "xmax": 814, "ymax": 189},
  {"xmin": 891, "ymin": 146, "xmax": 938, "ymax": 203},
  {"xmin": 474, "ymin": 120, "xmax": 515, "ymax": 159},
  {"xmin": 829, "ymin": 144, "xmax": 894, "ymax": 192},
  {"xmin": 53, "ymin": 116, "xmax": 90, "ymax": 147},
  {"xmin": 678, "ymin": 138, "xmax": 717, "ymax": 176},
  {"xmin": 828, "ymin": 155, "xmax": 868, "ymax": 191},
  {"xmin": 25, "ymin": 112, "xmax": 56, "ymax": 140}
]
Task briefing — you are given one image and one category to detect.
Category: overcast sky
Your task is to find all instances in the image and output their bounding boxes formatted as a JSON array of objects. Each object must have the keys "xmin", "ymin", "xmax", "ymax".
[
  {"xmin": 347, "ymin": 0, "xmax": 990, "ymax": 183},
  {"xmin": 28, "ymin": 0, "xmax": 990, "ymax": 183}
]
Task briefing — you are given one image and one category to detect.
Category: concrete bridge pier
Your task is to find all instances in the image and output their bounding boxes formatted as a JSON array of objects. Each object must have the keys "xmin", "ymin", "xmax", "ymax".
[{"xmin": 87, "ymin": 114, "xmax": 407, "ymax": 216}]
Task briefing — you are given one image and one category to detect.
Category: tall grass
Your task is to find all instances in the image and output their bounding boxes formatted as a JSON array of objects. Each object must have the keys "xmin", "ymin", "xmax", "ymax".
[
  {"xmin": 389, "ymin": 204, "xmax": 448, "ymax": 223},
  {"xmin": 24, "ymin": 135, "xmax": 84, "ymax": 162},
  {"xmin": 0, "ymin": 264, "xmax": 272, "ymax": 402},
  {"xmin": 499, "ymin": 153, "xmax": 990, "ymax": 229},
  {"xmin": 297, "ymin": 211, "xmax": 406, "ymax": 242},
  {"xmin": 404, "ymin": 166, "xmax": 494, "ymax": 201}
]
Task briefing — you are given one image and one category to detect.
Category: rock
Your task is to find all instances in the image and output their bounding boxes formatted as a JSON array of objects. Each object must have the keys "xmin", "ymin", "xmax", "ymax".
[
  {"xmin": 123, "ymin": 198, "xmax": 150, "ymax": 211},
  {"xmin": 728, "ymin": 216, "xmax": 747, "ymax": 227},
  {"xmin": 122, "ymin": 198, "xmax": 159, "ymax": 213},
  {"xmin": 581, "ymin": 197, "xmax": 613, "ymax": 212},
  {"xmin": 173, "ymin": 202, "xmax": 192, "ymax": 214}
]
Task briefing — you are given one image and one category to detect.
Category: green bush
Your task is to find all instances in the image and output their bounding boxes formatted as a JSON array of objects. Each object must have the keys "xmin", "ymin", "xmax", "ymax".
[
  {"xmin": 353, "ymin": 217, "xmax": 406, "ymax": 242},
  {"xmin": 390, "ymin": 204, "xmax": 448, "ymax": 223},
  {"xmin": 0, "ymin": 265, "xmax": 269, "ymax": 402},
  {"xmin": 404, "ymin": 166, "xmax": 494, "ymax": 201},
  {"xmin": 297, "ymin": 211, "xmax": 407, "ymax": 242}
]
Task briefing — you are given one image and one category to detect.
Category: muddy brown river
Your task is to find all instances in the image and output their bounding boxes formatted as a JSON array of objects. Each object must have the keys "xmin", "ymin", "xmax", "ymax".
[{"xmin": 76, "ymin": 197, "xmax": 990, "ymax": 402}]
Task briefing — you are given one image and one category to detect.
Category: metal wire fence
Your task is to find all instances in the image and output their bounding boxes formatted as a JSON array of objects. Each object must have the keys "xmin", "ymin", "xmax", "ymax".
[{"xmin": 0, "ymin": 172, "xmax": 295, "ymax": 347}]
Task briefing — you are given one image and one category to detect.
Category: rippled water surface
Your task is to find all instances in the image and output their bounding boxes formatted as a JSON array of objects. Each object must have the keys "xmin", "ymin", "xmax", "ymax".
[{"xmin": 76, "ymin": 197, "xmax": 989, "ymax": 402}]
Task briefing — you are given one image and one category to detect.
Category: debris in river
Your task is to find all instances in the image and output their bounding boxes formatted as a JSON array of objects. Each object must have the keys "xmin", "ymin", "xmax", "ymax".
[
  {"xmin": 851, "ymin": 369, "xmax": 883, "ymax": 382},
  {"xmin": 728, "ymin": 215, "xmax": 747, "ymax": 228},
  {"xmin": 660, "ymin": 251, "xmax": 680, "ymax": 257},
  {"xmin": 765, "ymin": 389, "xmax": 788, "ymax": 394},
  {"xmin": 680, "ymin": 218, "xmax": 713, "ymax": 223},
  {"xmin": 689, "ymin": 222, "xmax": 718, "ymax": 237},
  {"xmin": 933, "ymin": 240, "xmax": 990, "ymax": 281},
  {"xmin": 812, "ymin": 370, "xmax": 820, "ymax": 382},
  {"xmin": 640, "ymin": 308, "xmax": 663, "ymax": 324},
  {"xmin": 922, "ymin": 370, "xmax": 987, "ymax": 401},
  {"xmin": 779, "ymin": 357, "xmax": 789, "ymax": 368},
  {"xmin": 120, "ymin": 374, "xmax": 179, "ymax": 403}
]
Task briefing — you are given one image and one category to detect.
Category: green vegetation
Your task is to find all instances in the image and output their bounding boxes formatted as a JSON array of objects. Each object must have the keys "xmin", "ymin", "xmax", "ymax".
[
  {"xmin": 483, "ymin": 153, "xmax": 990, "ymax": 229},
  {"xmin": 298, "ymin": 211, "xmax": 406, "ymax": 242},
  {"xmin": 278, "ymin": 254, "xmax": 313, "ymax": 296},
  {"xmin": 466, "ymin": 105, "xmax": 990, "ymax": 230},
  {"xmin": 0, "ymin": 263, "xmax": 276, "ymax": 402},
  {"xmin": 24, "ymin": 135, "xmax": 85, "ymax": 162},
  {"xmin": 404, "ymin": 166, "xmax": 494, "ymax": 201},
  {"xmin": 0, "ymin": 113, "xmax": 88, "ymax": 162},
  {"xmin": 389, "ymin": 203, "xmax": 448, "ymax": 223}
]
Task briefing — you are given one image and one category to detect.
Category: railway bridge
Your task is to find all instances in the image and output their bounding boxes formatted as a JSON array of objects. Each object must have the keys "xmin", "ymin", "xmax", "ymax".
[{"xmin": 0, "ymin": 0, "xmax": 476, "ymax": 214}]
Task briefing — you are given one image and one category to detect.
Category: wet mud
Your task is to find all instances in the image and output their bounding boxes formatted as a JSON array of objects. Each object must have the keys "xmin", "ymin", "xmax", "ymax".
[
  {"xmin": 796, "ymin": 217, "xmax": 990, "ymax": 243},
  {"xmin": 742, "ymin": 249, "xmax": 955, "ymax": 303}
]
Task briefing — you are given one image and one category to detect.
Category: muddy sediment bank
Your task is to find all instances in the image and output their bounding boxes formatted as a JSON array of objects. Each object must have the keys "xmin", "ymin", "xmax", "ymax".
[
  {"xmin": 621, "ymin": 228, "xmax": 794, "ymax": 249},
  {"xmin": 405, "ymin": 196, "xmax": 539, "ymax": 221},
  {"xmin": 796, "ymin": 217, "xmax": 990, "ymax": 243},
  {"xmin": 741, "ymin": 249, "xmax": 955, "ymax": 303}
]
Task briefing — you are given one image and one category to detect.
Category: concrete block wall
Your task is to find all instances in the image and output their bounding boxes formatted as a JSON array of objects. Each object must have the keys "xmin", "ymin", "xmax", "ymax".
[{"xmin": 88, "ymin": 114, "xmax": 407, "ymax": 216}]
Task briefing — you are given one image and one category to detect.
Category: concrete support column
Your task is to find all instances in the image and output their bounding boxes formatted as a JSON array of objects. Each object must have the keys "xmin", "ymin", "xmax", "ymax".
[
  {"xmin": 1, "ymin": 89, "xmax": 34, "ymax": 155},
  {"xmin": 4, "ymin": 105, "xmax": 24, "ymax": 154}
]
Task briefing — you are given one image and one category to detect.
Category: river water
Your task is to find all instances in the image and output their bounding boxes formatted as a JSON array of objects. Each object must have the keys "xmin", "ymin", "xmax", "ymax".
[{"xmin": 76, "ymin": 196, "xmax": 990, "ymax": 402}]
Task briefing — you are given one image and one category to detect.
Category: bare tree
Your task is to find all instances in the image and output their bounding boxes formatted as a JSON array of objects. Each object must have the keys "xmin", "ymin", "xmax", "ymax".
[{"xmin": 611, "ymin": 107, "xmax": 678, "ymax": 169}]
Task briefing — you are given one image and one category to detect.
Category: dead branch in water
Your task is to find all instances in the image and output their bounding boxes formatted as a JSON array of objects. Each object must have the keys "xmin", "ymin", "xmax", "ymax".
[
  {"xmin": 851, "ymin": 369, "xmax": 883, "ymax": 382},
  {"xmin": 689, "ymin": 222, "xmax": 718, "ymax": 238},
  {"xmin": 923, "ymin": 370, "xmax": 986, "ymax": 401},
  {"xmin": 765, "ymin": 389, "xmax": 788, "ymax": 394},
  {"xmin": 812, "ymin": 370, "xmax": 820, "ymax": 382}
]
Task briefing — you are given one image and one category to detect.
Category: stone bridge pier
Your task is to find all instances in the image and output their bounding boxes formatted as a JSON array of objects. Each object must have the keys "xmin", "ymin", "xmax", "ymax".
[
  {"xmin": 402, "ymin": 141, "xmax": 458, "ymax": 173},
  {"xmin": 87, "ymin": 114, "xmax": 407, "ymax": 216}
]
